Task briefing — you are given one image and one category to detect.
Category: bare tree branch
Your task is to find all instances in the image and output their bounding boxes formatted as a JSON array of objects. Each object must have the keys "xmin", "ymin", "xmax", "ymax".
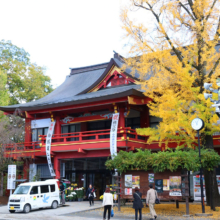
[
  {"xmin": 205, "ymin": 0, "xmax": 218, "ymax": 21},
  {"xmin": 178, "ymin": 1, "xmax": 195, "ymax": 21},
  {"xmin": 208, "ymin": 56, "xmax": 220, "ymax": 77},
  {"xmin": 133, "ymin": 1, "xmax": 199, "ymax": 71}
]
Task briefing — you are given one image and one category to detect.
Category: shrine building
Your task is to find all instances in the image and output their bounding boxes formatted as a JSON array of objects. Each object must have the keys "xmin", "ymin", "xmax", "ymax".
[{"xmin": 1, "ymin": 53, "xmax": 220, "ymax": 198}]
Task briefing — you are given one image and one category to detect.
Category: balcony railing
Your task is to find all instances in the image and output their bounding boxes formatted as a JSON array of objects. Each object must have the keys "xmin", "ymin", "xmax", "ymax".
[
  {"xmin": 5, "ymin": 127, "xmax": 148, "ymax": 155},
  {"xmin": 39, "ymin": 127, "xmax": 147, "ymax": 144}
]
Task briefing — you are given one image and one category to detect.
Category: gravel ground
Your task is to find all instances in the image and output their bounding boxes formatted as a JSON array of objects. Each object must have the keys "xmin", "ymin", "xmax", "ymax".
[{"xmin": 63, "ymin": 207, "xmax": 214, "ymax": 220}]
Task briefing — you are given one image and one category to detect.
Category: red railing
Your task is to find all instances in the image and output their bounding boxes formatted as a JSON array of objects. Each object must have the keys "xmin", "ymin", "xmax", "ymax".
[
  {"xmin": 39, "ymin": 127, "xmax": 147, "ymax": 144},
  {"xmin": 5, "ymin": 141, "xmax": 42, "ymax": 156},
  {"xmin": 5, "ymin": 127, "xmax": 148, "ymax": 155}
]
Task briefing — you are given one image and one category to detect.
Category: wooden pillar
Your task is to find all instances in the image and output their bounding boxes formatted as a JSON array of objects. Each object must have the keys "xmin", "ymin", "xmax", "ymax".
[
  {"xmin": 53, "ymin": 156, "xmax": 60, "ymax": 180},
  {"xmin": 25, "ymin": 118, "xmax": 32, "ymax": 143},
  {"xmin": 55, "ymin": 116, "xmax": 61, "ymax": 135},
  {"xmin": 140, "ymin": 105, "xmax": 150, "ymax": 128},
  {"xmin": 81, "ymin": 122, "xmax": 87, "ymax": 132},
  {"xmin": 23, "ymin": 159, "xmax": 29, "ymax": 180},
  {"xmin": 118, "ymin": 107, "xmax": 125, "ymax": 128}
]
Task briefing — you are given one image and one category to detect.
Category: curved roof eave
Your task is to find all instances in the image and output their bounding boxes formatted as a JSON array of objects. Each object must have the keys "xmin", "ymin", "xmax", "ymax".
[
  {"xmin": 0, "ymin": 86, "xmax": 143, "ymax": 112},
  {"xmin": 77, "ymin": 58, "xmax": 141, "ymax": 95}
]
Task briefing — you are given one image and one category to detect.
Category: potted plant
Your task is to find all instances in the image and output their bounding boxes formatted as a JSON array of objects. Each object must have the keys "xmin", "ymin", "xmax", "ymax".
[{"xmin": 75, "ymin": 187, "xmax": 84, "ymax": 201}]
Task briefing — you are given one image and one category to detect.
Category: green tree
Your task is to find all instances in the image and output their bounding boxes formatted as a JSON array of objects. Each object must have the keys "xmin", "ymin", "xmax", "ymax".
[
  {"xmin": 0, "ymin": 69, "xmax": 8, "ymax": 118},
  {"xmin": 0, "ymin": 40, "xmax": 53, "ymax": 105},
  {"xmin": 0, "ymin": 115, "xmax": 25, "ymax": 196}
]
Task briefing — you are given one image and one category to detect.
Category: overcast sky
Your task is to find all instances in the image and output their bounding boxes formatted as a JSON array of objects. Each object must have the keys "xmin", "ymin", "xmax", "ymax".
[{"xmin": 0, "ymin": 0, "xmax": 129, "ymax": 87}]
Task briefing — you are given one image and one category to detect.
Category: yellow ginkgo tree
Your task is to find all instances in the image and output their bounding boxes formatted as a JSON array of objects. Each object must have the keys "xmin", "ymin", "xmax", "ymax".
[{"xmin": 121, "ymin": 0, "xmax": 220, "ymax": 208}]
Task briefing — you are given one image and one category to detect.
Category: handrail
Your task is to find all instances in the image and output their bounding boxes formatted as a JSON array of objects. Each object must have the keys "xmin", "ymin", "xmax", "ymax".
[{"xmin": 5, "ymin": 127, "xmax": 148, "ymax": 154}]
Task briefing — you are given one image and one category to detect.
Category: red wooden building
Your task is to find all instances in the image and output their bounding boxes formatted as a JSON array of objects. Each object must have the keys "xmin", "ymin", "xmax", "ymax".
[{"xmin": 1, "ymin": 54, "xmax": 220, "ymax": 198}]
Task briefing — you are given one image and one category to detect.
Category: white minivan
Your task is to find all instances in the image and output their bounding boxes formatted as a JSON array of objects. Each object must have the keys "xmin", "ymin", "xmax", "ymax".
[{"xmin": 8, "ymin": 179, "xmax": 60, "ymax": 213}]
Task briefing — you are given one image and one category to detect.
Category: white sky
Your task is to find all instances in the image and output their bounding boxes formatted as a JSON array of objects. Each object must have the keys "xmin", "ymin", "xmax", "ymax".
[{"xmin": 0, "ymin": 0, "xmax": 130, "ymax": 88}]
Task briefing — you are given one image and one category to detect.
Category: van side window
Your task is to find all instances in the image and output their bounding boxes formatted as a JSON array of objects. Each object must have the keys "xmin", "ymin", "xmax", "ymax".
[
  {"xmin": 40, "ymin": 185, "xmax": 49, "ymax": 193},
  {"xmin": 50, "ymin": 185, "xmax": 55, "ymax": 192},
  {"xmin": 30, "ymin": 186, "xmax": 38, "ymax": 195}
]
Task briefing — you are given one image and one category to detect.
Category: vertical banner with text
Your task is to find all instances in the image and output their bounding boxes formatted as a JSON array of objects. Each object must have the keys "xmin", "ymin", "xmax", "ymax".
[
  {"xmin": 7, "ymin": 165, "xmax": 16, "ymax": 190},
  {"xmin": 110, "ymin": 113, "xmax": 119, "ymax": 159},
  {"xmin": 46, "ymin": 121, "xmax": 56, "ymax": 177}
]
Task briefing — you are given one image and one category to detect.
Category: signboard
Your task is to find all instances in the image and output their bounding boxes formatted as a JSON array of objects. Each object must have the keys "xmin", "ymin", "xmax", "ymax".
[
  {"xmin": 7, "ymin": 165, "xmax": 16, "ymax": 190},
  {"xmin": 110, "ymin": 113, "xmax": 119, "ymax": 159},
  {"xmin": 193, "ymin": 176, "xmax": 206, "ymax": 201},
  {"xmin": 193, "ymin": 176, "xmax": 220, "ymax": 201},
  {"xmin": 31, "ymin": 118, "xmax": 51, "ymax": 129},
  {"xmin": 46, "ymin": 121, "xmax": 56, "ymax": 177},
  {"xmin": 125, "ymin": 188, "xmax": 132, "ymax": 195},
  {"xmin": 125, "ymin": 175, "xmax": 132, "ymax": 188},
  {"xmin": 163, "ymin": 179, "xmax": 170, "ymax": 191},
  {"xmin": 155, "ymin": 179, "xmax": 163, "ymax": 193},
  {"xmin": 132, "ymin": 176, "xmax": 140, "ymax": 189},
  {"xmin": 169, "ymin": 176, "xmax": 182, "ymax": 196},
  {"xmin": 148, "ymin": 173, "xmax": 154, "ymax": 183}
]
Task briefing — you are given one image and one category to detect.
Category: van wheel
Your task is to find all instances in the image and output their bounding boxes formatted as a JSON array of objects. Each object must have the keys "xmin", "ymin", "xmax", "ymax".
[
  {"xmin": 23, "ymin": 204, "xmax": 31, "ymax": 213},
  {"xmin": 9, "ymin": 210, "xmax": 15, "ymax": 213},
  {"xmin": 51, "ymin": 201, "xmax": 58, "ymax": 209}
]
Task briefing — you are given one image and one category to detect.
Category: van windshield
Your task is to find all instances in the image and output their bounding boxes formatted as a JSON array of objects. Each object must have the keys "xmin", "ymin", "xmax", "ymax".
[{"xmin": 14, "ymin": 186, "xmax": 31, "ymax": 195}]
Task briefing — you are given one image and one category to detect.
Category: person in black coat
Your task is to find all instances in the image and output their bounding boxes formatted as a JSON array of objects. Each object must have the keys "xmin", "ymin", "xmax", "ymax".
[
  {"xmin": 133, "ymin": 187, "xmax": 143, "ymax": 220},
  {"xmin": 86, "ymin": 184, "xmax": 95, "ymax": 206}
]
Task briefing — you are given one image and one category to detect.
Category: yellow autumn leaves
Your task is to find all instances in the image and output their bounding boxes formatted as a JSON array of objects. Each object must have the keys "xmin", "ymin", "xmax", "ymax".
[{"xmin": 120, "ymin": 0, "xmax": 220, "ymax": 148}]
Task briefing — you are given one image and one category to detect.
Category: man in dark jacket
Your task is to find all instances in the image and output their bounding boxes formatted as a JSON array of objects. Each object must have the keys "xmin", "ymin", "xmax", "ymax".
[{"xmin": 133, "ymin": 187, "xmax": 143, "ymax": 220}]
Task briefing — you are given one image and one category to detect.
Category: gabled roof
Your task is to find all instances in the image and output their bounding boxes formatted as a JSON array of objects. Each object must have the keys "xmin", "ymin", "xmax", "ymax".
[{"xmin": 0, "ymin": 56, "xmax": 143, "ymax": 112}]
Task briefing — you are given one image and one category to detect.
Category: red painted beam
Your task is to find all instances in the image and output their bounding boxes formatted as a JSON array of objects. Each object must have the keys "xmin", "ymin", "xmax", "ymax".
[{"xmin": 26, "ymin": 97, "xmax": 128, "ymax": 114}]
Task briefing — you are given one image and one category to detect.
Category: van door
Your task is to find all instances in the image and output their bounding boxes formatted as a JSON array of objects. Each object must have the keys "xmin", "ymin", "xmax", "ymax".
[
  {"xmin": 40, "ymin": 185, "xmax": 50, "ymax": 207},
  {"xmin": 49, "ymin": 184, "xmax": 59, "ymax": 204},
  {"xmin": 29, "ymin": 186, "xmax": 41, "ymax": 209}
]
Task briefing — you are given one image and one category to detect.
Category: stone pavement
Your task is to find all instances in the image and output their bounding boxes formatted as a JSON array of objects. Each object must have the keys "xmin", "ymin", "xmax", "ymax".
[
  {"xmin": 0, "ymin": 201, "xmax": 215, "ymax": 220},
  {"xmin": 0, "ymin": 201, "xmax": 103, "ymax": 220}
]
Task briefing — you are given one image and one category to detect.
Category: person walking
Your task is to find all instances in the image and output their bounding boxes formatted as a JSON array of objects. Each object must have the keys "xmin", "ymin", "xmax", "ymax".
[
  {"xmin": 146, "ymin": 184, "xmax": 158, "ymax": 220},
  {"xmin": 133, "ymin": 187, "xmax": 143, "ymax": 220},
  {"xmin": 60, "ymin": 181, "xmax": 65, "ymax": 205},
  {"xmin": 86, "ymin": 184, "xmax": 95, "ymax": 206},
  {"xmin": 102, "ymin": 188, "xmax": 113, "ymax": 220}
]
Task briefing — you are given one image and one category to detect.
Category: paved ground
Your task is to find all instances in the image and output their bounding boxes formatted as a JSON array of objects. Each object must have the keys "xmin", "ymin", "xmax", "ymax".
[
  {"xmin": 0, "ymin": 201, "xmax": 103, "ymax": 220},
  {"xmin": 0, "ymin": 201, "xmax": 215, "ymax": 220}
]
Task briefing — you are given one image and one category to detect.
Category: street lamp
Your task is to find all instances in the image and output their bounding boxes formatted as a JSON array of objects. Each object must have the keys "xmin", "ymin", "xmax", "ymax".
[{"xmin": 191, "ymin": 118, "xmax": 205, "ymax": 213}]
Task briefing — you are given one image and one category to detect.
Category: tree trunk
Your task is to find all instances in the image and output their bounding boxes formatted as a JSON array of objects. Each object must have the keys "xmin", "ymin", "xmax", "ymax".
[
  {"xmin": 0, "ymin": 172, "xmax": 3, "ymax": 196},
  {"xmin": 204, "ymin": 135, "xmax": 220, "ymax": 208}
]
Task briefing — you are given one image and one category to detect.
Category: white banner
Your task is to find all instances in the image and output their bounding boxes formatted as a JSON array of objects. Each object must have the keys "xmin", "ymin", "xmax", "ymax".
[
  {"xmin": 46, "ymin": 121, "xmax": 56, "ymax": 177},
  {"xmin": 110, "ymin": 113, "xmax": 119, "ymax": 159},
  {"xmin": 7, "ymin": 165, "xmax": 16, "ymax": 190}
]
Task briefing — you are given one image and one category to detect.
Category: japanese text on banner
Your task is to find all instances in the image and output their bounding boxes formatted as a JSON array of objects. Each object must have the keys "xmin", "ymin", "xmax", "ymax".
[
  {"xmin": 110, "ymin": 113, "xmax": 119, "ymax": 159},
  {"xmin": 46, "ymin": 121, "xmax": 56, "ymax": 177}
]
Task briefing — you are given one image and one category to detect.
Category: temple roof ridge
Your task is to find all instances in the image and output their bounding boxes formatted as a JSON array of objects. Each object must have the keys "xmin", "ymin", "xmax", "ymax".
[{"xmin": 70, "ymin": 62, "xmax": 109, "ymax": 75}]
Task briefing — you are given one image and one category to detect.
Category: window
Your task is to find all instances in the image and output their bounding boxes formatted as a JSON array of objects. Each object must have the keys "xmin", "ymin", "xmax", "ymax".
[
  {"xmin": 40, "ymin": 185, "xmax": 49, "ymax": 193},
  {"xmin": 61, "ymin": 124, "xmax": 81, "ymax": 141},
  {"xmin": 14, "ymin": 186, "xmax": 31, "ymax": 195},
  {"xmin": 88, "ymin": 120, "xmax": 111, "ymax": 139},
  {"xmin": 32, "ymin": 127, "xmax": 48, "ymax": 142},
  {"xmin": 126, "ymin": 117, "xmax": 140, "ymax": 130},
  {"xmin": 50, "ymin": 185, "xmax": 55, "ymax": 192},
  {"xmin": 30, "ymin": 186, "xmax": 38, "ymax": 195}
]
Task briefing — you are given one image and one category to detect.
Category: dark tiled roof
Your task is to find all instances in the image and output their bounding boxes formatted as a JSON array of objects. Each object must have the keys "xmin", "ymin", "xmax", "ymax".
[
  {"xmin": 0, "ymin": 84, "xmax": 141, "ymax": 111},
  {"xmin": 70, "ymin": 62, "xmax": 109, "ymax": 75}
]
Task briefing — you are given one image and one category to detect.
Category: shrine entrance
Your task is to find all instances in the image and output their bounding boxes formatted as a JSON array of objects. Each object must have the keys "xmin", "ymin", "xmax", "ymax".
[{"xmin": 63, "ymin": 157, "xmax": 112, "ymax": 199}]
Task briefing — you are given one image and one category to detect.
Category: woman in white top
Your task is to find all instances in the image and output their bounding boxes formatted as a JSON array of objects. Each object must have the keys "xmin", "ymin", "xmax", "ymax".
[{"xmin": 102, "ymin": 188, "xmax": 113, "ymax": 220}]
